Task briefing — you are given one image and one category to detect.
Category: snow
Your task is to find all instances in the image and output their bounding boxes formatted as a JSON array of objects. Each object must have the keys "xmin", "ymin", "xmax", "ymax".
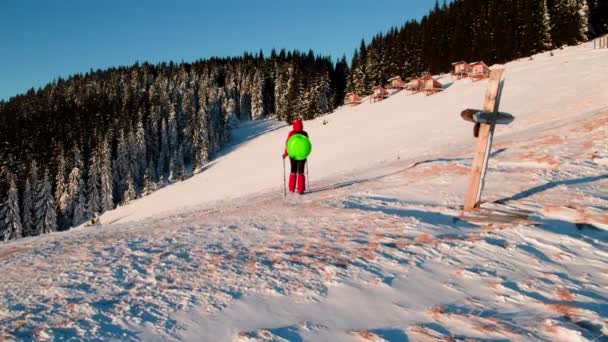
[
  {"xmin": 98, "ymin": 44, "xmax": 608, "ymax": 225},
  {"xmin": 1, "ymin": 44, "xmax": 607, "ymax": 341}
]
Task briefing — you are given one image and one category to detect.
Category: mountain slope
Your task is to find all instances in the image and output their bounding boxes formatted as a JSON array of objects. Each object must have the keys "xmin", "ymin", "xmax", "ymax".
[
  {"xmin": 100, "ymin": 43, "xmax": 608, "ymax": 225},
  {"xmin": 0, "ymin": 44, "xmax": 607, "ymax": 341}
]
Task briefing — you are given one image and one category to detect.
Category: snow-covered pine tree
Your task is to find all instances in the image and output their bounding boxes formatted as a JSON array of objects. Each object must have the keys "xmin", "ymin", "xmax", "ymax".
[
  {"xmin": 86, "ymin": 151, "xmax": 102, "ymax": 216},
  {"xmin": 21, "ymin": 179, "xmax": 35, "ymax": 237},
  {"xmin": 168, "ymin": 154, "xmax": 176, "ymax": 183},
  {"xmin": 54, "ymin": 148, "xmax": 69, "ymax": 222},
  {"xmin": 158, "ymin": 119, "xmax": 169, "ymax": 183},
  {"xmin": 239, "ymin": 83, "xmax": 252, "ymax": 121},
  {"xmin": 274, "ymin": 64, "xmax": 289, "ymax": 121},
  {"xmin": 283, "ymin": 63, "xmax": 298, "ymax": 123},
  {"xmin": 113, "ymin": 131, "xmax": 130, "ymax": 203},
  {"xmin": 29, "ymin": 160, "xmax": 38, "ymax": 191},
  {"xmin": 352, "ymin": 40, "xmax": 368, "ymax": 95},
  {"xmin": 99, "ymin": 137, "xmax": 114, "ymax": 212},
  {"xmin": 295, "ymin": 76, "xmax": 310, "ymax": 120},
  {"xmin": 168, "ymin": 103, "xmax": 178, "ymax": 161},
  {"xmin": 130, "ymin": 119, "xmax": 146, "ymax": 185},
  {"xmin": 346, "ymin": 50, "xmax": 360, "ymax": 93},
  {"xmin": 67, "ymin": 166, "xmax": 86, "ymax": 226},
  {"xmin": 175, "ymin": 145, "xmax": 186, "ymax": 181},
  {"xmin": 142, "ymin": 165, "xmax": 156, "ymax": 196},
  {"xmin": 251, "ymin": 69, "xmax": 265, "ymax": 119},
  {"xmin": 540, "ymin": 0, "xmax": 554, "ymax": 49},
  {"xmin": 548, "ymin": 0, "xmax": 585, "ymax": 46},
  {"xmin": 121, "ymin": 172, "xmax": 136, "ymax": 205},
  {"xmin": 194, "ymin": 96, "xmax": 209, "ymax": 172},
  {"xmin": 1, "ymin": 175, "xmax": 23, "ymax": 241},
  {"xmin": 180, "ymin": 85, "xmax": 196, "ymax": 163},
  {"xmin": 364, "ymin": 38, "xmax": 383, "ymax": 91},
  {"xmin": 577, "ymin": 0, "xmax": 592, "ymax": 39},
  {"xmin": 35, "ymin": 170, "xmax": 58, "ymax": 235},
  {"xmin": 71, "ymin": 175, "xmax": 86, "ymax": 226},
  {"xmin": 315, "ymin": 71, "xmax": 332, "ymax": 116}
]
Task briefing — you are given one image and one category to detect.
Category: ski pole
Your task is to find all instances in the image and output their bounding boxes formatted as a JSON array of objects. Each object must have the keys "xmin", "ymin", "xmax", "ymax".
[{"xmin": 282, "ymin": 157, "xmax": 287, "ymax": 197}]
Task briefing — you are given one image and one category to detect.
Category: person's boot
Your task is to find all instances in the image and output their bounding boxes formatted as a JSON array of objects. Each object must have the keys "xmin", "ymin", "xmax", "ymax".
[
  {"xmin": 289, "ymin": 173, "xmax": 297, "ymax": 192},
  {"xmin": 297, "ymin": 174, "xmax": 306, "ymax": 194}
]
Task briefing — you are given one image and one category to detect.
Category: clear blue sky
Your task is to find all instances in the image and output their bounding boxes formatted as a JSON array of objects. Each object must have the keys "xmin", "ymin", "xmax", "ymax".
[{"xmin": 0, "ymin": 0, "xmax": 437, "ymax": 101}]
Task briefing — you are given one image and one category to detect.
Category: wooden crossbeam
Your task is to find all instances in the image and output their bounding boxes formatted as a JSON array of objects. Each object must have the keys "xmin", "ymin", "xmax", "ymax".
[{"xmin": 464, "ymin": 69, "xmax": 505, "ymax": 210}]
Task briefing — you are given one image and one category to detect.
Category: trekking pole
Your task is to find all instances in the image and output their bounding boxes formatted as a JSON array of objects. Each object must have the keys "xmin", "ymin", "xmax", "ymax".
[
  {"xmin": 282, "ymin": 157, "xmax": 287, "ymax": 197},
  {"xmin": 306, "ymin": 161, "xmax": 310, "ymax": 191}
]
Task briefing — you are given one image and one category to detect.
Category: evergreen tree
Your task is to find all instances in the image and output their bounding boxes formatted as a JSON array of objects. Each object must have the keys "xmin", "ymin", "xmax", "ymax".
[
  {"xmin": 332, "ymin": 56, "xmax": 349, "ymax": 107},
  {"xmin": 1, "ymin": 176, "xmax": 23, "ymax": 241},
  {"xmin": 158, "ymin": 120, "xmax": 169, "ymax": 182},
  {"xmin": 122, "ymin": 172, "xmax": 136, "ymax": 205},
  {"xmin": 589, "ymin": 0, "xmax": 608, "ymax": 37},
  {"xmin": 35, "ymin": 170, "xmax": 57, "ymax": 235},
  {"xmin": 99, "ymin": 137, "xmax": 114, "ymax": 212},
  {"xmin": 55, "ymin": 149, "xmax": 69, "ymax": 221},
  {"xmin": 66, "ymin": 164, "xmax": 85, "ymax": 227},
  {"xmin": 86, "ymin": 151, "xmax": 102, "ymax": 216},
  {"xmin": 21, "ymin": 179, "xmax": 35, "ymax": 237},
  {"xmin": 251, "ymin": 69, "xmax": 265, "ymax": 119},
  {"xmin": 71, "ymin": 175, "xmax": 86, "ymax": 226},
  {"xmin": 113, "ymin": 131, "xmax": 130, "ymax": 203},
  {"xmin": 142, "ymin": 166, "xmax": 156, "ymax": 196}
]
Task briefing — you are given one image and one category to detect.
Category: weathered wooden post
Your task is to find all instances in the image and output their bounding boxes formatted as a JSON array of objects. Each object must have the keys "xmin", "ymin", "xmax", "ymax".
[{"xmin": 461, "ymin": 69, "xmax": 514, "ymax": 210}]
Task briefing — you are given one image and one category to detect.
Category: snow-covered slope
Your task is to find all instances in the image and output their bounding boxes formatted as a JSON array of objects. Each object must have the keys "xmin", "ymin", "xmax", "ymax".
[
  {"xmin": 1, "ymin": 44, "xmax": 607, "ymax": 341},
  {"xmin": 100, "ymin": 43, "xmax": 608, "ymax": 224}
]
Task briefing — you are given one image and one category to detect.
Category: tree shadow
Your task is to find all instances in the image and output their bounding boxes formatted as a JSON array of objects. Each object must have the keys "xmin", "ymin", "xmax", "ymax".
[
  {"xmin": 307, "ymin": 149, "xmax": 507, "ymax": 196},
  {"xmin": 533, "ymin": 217, "xmax": 607, "ymax": 246},
  {"xmin": 337, "ymin": 196, "xmax": 476, "ymax": 229},
  {"xmin": 494, "ymin": 174, "xmax": 608, "ymax": 204},
  {"xmin": 371, "ymin": 328, "xmax": 409, "ymax": 341},
  {"xmin": 306, "ymin": 169, "xmax": 404, "ymax": 195},
  {"xmin": 403, "ymin": 148, "xmax": 506, "ymax": 170},
  {"xmin": 216, "ymin": 119, "xmax": 286, "ymax": 158}
]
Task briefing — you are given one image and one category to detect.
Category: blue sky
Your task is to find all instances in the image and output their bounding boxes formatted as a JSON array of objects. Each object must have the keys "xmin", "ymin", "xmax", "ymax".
[{"xmin": 0, "ymin": 0, "xmax": 438, "ymax": 101}]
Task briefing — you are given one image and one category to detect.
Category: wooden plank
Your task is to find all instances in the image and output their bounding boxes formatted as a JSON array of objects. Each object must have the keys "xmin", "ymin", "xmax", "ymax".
[{"xmin": 464, "ymin": 69, "xmax": 505, "ymax": 210}]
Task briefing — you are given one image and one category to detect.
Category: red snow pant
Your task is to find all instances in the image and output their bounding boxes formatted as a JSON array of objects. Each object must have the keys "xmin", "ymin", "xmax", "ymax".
[{"xmin": 289, "ymin": 158, "xmax": 307, "ymax": 194}]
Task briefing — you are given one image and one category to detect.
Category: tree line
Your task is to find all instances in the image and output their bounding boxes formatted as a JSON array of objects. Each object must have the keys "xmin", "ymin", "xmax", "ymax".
[
  {"xmin": 1, "ymin": 0, "xmax": 606, "ymax": 241},
  {"xmin": 348, "ymin": 0, "xmax": 606, "ymax": 95},
  {"xmin": 0, "ymin": 51, "xmax": 348, "ymax": 239}
]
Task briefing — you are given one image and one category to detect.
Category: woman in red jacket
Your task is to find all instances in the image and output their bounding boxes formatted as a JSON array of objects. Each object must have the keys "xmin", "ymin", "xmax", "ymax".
[{"xmin": 282, "ymin": 119, "xmax": 308, "ymax": 194}]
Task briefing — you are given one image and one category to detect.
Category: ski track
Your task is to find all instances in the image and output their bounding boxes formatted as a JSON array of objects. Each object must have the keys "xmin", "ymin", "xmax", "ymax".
[{"xmin": 0, "ymin": 108, "xmax": 607, "ymax": 341}]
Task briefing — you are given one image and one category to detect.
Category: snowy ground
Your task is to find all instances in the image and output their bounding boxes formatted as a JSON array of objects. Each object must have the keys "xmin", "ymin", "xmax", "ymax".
[{"xmin": 0, "ymin": 44, "xmax": 607, "ymax": 341}]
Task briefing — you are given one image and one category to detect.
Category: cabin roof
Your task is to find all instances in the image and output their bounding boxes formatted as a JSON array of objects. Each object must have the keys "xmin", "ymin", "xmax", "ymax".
[
  {"xmin": 388, "ymin": 76, "xmax": 403, "ymax": 82},
  {"xmin": 451, "ymin": 61, "xmax": 469, "ymax": 65},
  {"xmin": 470, "ymin": 61, "xmax": 489, "ymax": 67}
]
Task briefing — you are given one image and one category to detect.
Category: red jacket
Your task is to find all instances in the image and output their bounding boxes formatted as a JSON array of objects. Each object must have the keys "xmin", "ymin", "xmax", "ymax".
[{"xmin": 283, "ymin": 119, "xmax": 309, "ymax": 157}]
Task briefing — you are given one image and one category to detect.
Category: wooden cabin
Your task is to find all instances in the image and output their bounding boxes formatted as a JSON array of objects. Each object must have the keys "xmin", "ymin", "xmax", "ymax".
[
  {"xmin": 421, "ymin": 76, "xmax": 443, "ymax": 96},
  {"xmin": 469, "ymin": 62, "xmax": 490, "ymax": 81},
  {"xmin": 405, "ymin": 77, "xmax": 422, "ymax": 94},
  {"xmin": 344, "ymin": 93, "xmax": 362, "ymax": 106},
  {"xmin": 386, "ymin": 76, "xmax": 406, "ymax": 90},
  {"xmin": 370, "ymin": 86, "xmax": 390, "ymax": 103},
  {"xmin": 451, "ymin": 61, "xmax": 471, "ymax": 80}
]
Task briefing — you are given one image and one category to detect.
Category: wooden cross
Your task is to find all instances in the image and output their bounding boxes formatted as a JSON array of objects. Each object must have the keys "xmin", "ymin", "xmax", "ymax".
[{"xmin": 462, "ymin": 69, "xmax": 512, "ymax": 210}]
